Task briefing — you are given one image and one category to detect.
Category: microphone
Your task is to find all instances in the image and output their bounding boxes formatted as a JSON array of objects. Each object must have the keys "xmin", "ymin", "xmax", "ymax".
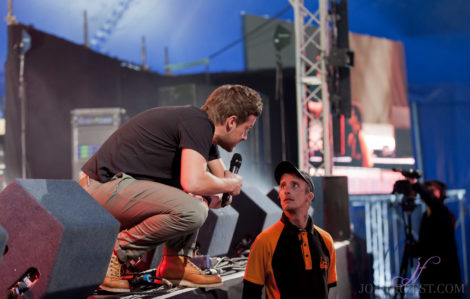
[{"xmin": 221, "ymin": 153, "xmax": 242, "ymax": 207}]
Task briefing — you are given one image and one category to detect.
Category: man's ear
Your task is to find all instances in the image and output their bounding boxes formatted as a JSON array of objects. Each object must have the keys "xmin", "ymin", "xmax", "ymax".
[
  {"xmin": 307, "ymin": 192, "xmax": 314, "ymax": 203},
  {"xmin": 225, "ymin": 115, "xmax": 238, "ymax": 132}
]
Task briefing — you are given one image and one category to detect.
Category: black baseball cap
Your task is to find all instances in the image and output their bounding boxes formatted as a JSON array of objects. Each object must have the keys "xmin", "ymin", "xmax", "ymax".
[{"xmin": 274, "ymin": 161, "xmax": 315, "ymax": 193}]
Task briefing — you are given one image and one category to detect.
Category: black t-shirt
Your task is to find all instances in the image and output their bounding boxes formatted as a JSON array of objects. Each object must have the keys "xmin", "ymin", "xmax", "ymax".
[
  {"xmin": 413, "ymin": 183, "xmax": 461, "ymax": 287},
  {"xmin": 81, "ymin": 106, "xmax": 219, "ymax": 189}
]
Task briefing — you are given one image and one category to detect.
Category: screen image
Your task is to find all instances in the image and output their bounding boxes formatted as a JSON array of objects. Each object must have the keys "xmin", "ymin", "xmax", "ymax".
[
  {"xmin": 243, "ymin": 14, "xmax": 415, "ymax": 171},
  {"xmin": 307, "ymin": 33, "xmax": 414, "ymax": 170}
]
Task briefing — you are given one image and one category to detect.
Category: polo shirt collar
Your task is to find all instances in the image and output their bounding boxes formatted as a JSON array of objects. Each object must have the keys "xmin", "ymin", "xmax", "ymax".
[{"xmin": 280, "ymin": 213, "xmax": 314, "ymax": 234}]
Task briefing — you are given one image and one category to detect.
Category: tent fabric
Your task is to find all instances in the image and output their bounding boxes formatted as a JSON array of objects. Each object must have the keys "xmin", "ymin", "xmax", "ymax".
[
  {"xmin": 408, "ymin": 83, "xmax": 470, "ymax": 191},
  {"xmin": 401, "ymin": 83, "xmax": 470, "ymax": 286}
]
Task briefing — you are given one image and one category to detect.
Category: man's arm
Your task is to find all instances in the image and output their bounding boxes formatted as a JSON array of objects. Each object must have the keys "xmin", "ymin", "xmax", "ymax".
[
  {"xmin": 242, "ymin": 280, "xmax": 263, "ymax": 299},
  {"xmin": 243, "ymin": 232, "xmax": 270, "ymax": 299},
  {"xmin": 207, "ymin": 158, "xmax": 226, "ymax": 178},
  {"xmin": 206, "ymin": 158, "xmax": 235, "ymax": 207},
  {"xmin": 180, "ymin": 148, "xmax": 242, "ymax": 196}
]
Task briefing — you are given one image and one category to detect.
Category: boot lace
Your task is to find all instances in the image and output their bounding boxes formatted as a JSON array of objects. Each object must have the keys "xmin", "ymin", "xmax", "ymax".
[
  {"xmin": 108, "ymin": 254, "xmax": 122, "ymax": 278},
  {"xmin": 185, "ymin": 257, "xmax": 203, "ymax": 274}
]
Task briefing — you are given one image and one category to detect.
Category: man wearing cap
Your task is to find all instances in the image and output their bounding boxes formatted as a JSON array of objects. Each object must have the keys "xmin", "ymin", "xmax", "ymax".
[{"xmin": 242, "ymin": 161, "xmax": 337, "ymax": 299}]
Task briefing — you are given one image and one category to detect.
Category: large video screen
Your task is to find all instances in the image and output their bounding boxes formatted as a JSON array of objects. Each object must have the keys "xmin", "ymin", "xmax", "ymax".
[
  {"xmin": 243, "ymin": 14, "xmax": 415, "ymax": 171},
  {"xmin": 308, "ymin": 32, "xmax": 414, "ymax": 170}
]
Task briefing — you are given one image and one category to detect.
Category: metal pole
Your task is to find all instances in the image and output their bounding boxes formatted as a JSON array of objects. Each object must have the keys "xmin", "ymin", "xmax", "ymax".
[
  {"xmin": 411, "ymin": 101, "xmax": 424, "ymax": 179},
  {"xmin": 83, "ymin": 10, "xmax": 89, "ymax": 48},
  {"xmin": 290, "ymin": 0, "xmax": 305, "ymax": 169},
  {"xmin": 276, "ymin": 51, "xmax": 287, "ymax": 160},
  {"xmin": 164, "ymin": 47, "xmax": 171, "ymax": 75},
  {"xmin": 142, "ymin": 36, "xmax": 148, "ymax": 70},
  {"xmin": 5, "ymin": 0, "xmax": 18, "ymax": 25},
  {"xmin": 19, "ymin": 52, "xmax": 26, "ymax": 178},
  {"xmin": 458, "ymin": 191, "xmax": 468, "ymax": 284},
  {"xmin": 319, "ymin": 0, "xmax": 332, "ymax": 175}
]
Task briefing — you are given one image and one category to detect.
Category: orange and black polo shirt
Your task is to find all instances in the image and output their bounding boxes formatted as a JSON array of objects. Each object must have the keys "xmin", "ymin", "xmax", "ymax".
[{"xmin": 244, "ymin": 214, "xmax": 337, "ymax": 299}]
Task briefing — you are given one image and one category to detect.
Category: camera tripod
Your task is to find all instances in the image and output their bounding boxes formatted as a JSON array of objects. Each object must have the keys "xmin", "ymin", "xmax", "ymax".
[{"xmin": 394, "ymin": 200, "xmax": 417, "ymax": 299}]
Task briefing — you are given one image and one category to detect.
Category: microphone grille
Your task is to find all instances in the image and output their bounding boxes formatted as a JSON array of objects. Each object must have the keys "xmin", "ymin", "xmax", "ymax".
[{"xmin": 232, "ymin": 153, "xmax": 242, "ymax": 162}]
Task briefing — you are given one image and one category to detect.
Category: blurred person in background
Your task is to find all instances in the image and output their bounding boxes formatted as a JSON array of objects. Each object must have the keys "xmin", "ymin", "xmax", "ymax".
[
  {"xmin": 411, "ymin": 180, "xmax": 462, "ymax": 298},
  {"xmin": 347, "ymin": 102, "xmax": 373, "ymax": 167}
]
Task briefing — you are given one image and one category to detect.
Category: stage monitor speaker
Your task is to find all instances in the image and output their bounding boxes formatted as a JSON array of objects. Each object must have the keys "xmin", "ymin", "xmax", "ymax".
[
  {"xmin": 0, "ymin": 179, "xmax": 120, "ymax": 299},
  {"xmin": 197, "ymin": 206, "xmax": 239, "ymax": 257},
  {"xmin": 0, "ymin": 225, "xmax": 7, "ymax": 264},
  {"xmin": 266, "ymin": 187, "xmax": 279, "ymax": 205},
  {"xmin": 266, "ymin": 187, "xmax": 315, "ymax": 218},
  {"xmin": 311, "ymin": 176, "xmax": 350, "ymax": 241},
  {"xmin": 229, "ymin": 185, "xmax": 282, "ymax": 257}
]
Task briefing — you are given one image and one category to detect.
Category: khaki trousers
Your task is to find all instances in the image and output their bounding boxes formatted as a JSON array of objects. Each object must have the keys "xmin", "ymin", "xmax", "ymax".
[{"xmin": 78, "ymin": 173, "xmax": 208, "ymax": 262}]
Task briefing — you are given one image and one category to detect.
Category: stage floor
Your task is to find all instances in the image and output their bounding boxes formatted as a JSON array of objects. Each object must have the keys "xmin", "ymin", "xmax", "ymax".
[{"xmin": 87, "ymin": 271, "xmax": 245, "ymax": 299}]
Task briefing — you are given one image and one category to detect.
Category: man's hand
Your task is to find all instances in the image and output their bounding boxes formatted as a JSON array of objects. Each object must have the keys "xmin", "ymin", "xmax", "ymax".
[
  {"xmin": 224, "ymin": 170, "xmax": 242, "ymax": 196},
  {"xmin": 208, "ymin": 194, "xmax": 232, "ymax": 209},
  {"xmin": 189, "ymin": 194, "xmax": 209, "ymax": 211},
  {"xmin": 190, "ymin": 194, "xmax": 232, "ymax": 209}
]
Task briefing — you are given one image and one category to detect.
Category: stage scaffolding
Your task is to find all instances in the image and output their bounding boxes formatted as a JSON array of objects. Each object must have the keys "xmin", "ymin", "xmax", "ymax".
[
  {"xmin": 289, "ymin": 0, "xmax": 332, "ymax": 175},
  {"xmin": 349, "ymin": 190, "xmax": 468, "ymax": 298}
]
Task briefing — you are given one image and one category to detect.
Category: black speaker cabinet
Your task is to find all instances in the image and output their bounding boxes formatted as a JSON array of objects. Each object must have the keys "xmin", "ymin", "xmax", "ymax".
[
  {"xmin": 197, "ymin": 206, "xmax": 239, "ymax": 257},
  {"xmin": 311, "ymin": 176, "xmax": 351, "ymax": 241},
  {"xmin": 229, "ymin": 185, "xmax": 282, "ymax": 257},
  {"xmin": 0, "ymin": 179, "xmax": 120, "ymax": 299}
]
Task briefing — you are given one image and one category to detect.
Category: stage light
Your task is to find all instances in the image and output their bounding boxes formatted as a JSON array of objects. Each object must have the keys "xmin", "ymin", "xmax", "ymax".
[{"xmin": 273, "ymin": 24, "xmax": 291, "ymax": 51}]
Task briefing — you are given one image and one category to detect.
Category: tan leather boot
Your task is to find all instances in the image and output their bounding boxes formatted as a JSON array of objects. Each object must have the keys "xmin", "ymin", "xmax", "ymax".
[
  {"xmin": 99, "ymin": 252, "xmax": 130, "ymax": 293},
  {"xmin": 156, "ymin": 247, "xmax": 222, "ymax": 288}
]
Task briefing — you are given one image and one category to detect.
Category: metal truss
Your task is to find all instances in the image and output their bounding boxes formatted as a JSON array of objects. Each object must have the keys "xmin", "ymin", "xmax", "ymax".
[
  {"xmin": 90, "ymin": 0, "xmax": 135, "ymax": 52},
  {"xmin": 289, "ymin": 0, "xmax": 332, "ymax": 175},
  {"xmin": 350, "ymin": 191, "xmax": 468, "ymax": 298}
]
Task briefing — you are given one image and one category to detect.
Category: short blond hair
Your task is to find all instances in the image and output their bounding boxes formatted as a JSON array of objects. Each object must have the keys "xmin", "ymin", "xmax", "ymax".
[{"xmin": 201, "ymin": 84, "xmax": 263, "ymax": 125}]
